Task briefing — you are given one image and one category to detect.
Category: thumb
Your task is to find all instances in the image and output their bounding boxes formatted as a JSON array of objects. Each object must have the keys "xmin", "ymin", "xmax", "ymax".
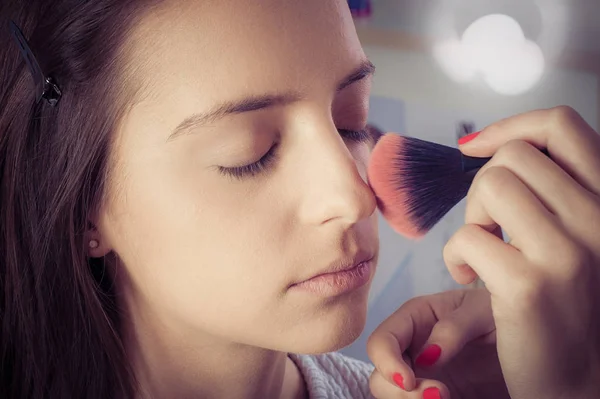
[{"xmin": 413, "ymin": 289, "xmax": 495, "ymax": 369}]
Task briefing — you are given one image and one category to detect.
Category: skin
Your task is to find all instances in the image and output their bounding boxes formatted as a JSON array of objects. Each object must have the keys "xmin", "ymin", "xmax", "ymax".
[
  {"xmin": 86, "ymin": 1, "xmax": 379, "ymax": 398},
  {"xmin": 368, "ymin": 107, "xmax": 600, "ymax": 399}
]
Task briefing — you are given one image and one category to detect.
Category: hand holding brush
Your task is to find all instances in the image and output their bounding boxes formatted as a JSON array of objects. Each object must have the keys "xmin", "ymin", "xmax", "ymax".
[
  {"xmin": 366, "ymin": 107, "xmax": 600, "ymax": 399},
  {"xmin": 367, "ymin": 131, "xmax": 549, "ymax": 239}
]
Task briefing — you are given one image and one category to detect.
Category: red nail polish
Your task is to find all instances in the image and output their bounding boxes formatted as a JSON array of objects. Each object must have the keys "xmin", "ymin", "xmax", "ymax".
[
  {"xmin": 458, "ymin": 131, "xmax": 480, "ymax": 145},
  {"xmin": 392, "ymin": 372, "xmax": 405, "ymax": 389},
  {"xmin": 415, "ymin": 344, "xmax": 442, "ymax": 367},
  {"xmin": 423, "ymin": 387, "xmax": 441, "ymax": 399}
]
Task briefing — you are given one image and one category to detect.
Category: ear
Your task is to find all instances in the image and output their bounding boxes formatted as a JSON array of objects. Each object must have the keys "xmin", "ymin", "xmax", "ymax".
[{"xmin": 85, "ymin": 221, "xmax": 112, "ymax": 258}]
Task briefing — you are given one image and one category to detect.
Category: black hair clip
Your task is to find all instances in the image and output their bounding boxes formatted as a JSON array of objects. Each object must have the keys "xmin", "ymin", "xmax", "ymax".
[{"xmin": 9, "ymin": 20, "xmax": 62, "ymax": 107}]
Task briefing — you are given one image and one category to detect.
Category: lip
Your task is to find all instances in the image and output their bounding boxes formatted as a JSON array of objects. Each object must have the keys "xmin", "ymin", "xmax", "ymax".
[{"xmin": 290, "ymin": 253, "xmax": 375, "ymax": 297}]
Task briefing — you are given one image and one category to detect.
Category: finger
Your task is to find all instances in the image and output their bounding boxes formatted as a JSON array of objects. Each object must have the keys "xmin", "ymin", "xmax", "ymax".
[
  {"xmin": 460, "ymin": 106, "xmax": 600, "ymax": 197},
  {"xmin": 455, "ymin": 226, "xmax": 504, "ymax": 284},
  {"xmin": 413, "ymin": 289, "xmax": 495, "ymax": 369},
  {"xmin": 443, "ymin": 223, "xmax": 522, "ymax": 295},
  {"xmin": 446, "ymin": 263, "xmax": 479, "ymax": 286},
  {"xmin": 367, "ymin": 315, "xmax": 418, "ymax": 391},
  {"xmin": 465, "ymin": 166, "xmax": 567, "ymax": 258},
  {"xmin": 470, "ymin": 140, "xmax": 599, "ymax": 239},
  {"xmin": 370, "ymin": 369, "xmax": 451, "ymax": 399}
]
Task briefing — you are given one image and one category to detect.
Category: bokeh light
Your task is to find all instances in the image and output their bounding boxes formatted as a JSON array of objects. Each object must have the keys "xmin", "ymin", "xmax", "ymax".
[{"xmin": 434, "ymin": 13, "xmax": 546, "ymax": 95}]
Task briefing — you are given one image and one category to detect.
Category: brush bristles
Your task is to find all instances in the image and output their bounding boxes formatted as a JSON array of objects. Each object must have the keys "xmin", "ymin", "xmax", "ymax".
[{"xmin": 367, "ymin": 134, "xmax": 475, "ymax": 238}]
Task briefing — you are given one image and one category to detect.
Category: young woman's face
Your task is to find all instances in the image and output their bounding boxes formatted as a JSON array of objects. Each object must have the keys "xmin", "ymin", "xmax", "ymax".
[{"xmin": 95, "ymin": 0, "xmax": 379, "ymax": 353}]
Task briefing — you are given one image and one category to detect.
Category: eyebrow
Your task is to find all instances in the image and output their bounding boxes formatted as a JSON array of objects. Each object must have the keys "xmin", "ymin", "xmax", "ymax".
[{"xmin": 168, "ymin": 59, "xmax": 376, "ymax": 141}]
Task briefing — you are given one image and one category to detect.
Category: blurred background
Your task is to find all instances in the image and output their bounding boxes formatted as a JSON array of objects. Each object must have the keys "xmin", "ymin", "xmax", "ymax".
[{"xmin": 341, "ymin": 0, "xmax": 600, "ymax": 362}]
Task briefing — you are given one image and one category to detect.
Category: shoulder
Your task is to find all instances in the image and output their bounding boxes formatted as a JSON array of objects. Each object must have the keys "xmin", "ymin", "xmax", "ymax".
[{"xmin": 289, "ymin": 351, "xmax": 375, "ymax": 399}]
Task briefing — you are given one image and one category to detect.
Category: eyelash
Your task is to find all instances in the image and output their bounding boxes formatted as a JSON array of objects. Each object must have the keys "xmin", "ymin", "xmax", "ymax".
[{"xmin": 218, "ymin": 128, "xmax": 371, "ymax": 180}]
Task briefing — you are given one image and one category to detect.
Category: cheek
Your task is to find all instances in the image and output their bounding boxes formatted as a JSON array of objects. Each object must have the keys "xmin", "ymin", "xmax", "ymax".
[{"xmin": 101, "ymin": 158, "xmax": 294, "ymax": 317}]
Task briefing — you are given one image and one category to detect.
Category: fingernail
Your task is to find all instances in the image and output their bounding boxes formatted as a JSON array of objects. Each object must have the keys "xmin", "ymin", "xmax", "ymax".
[
  {"xmin": 423, "ymin": 387, "xmax": 441, "ymax": 399},
  {"xmin": 392, "ymin": 372, "xmax": 405, "ymax": 389},
  {"xmin": 458, "ymin": 131, "xmax": 481, "ymax": 145},
  {"xmin": 415, "ymin": 344, "xmax": 442, "ymax": 367}
]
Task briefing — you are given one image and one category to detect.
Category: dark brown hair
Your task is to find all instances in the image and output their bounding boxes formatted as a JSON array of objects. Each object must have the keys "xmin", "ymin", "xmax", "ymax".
[{"xmin": 1, "ymin": 1, "xmax": 157, "ymax": 397}]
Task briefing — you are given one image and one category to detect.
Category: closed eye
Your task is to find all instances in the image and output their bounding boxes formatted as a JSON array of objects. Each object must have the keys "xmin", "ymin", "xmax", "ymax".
[
  {"xmin": 218, "ymin": 128, "xmax": 371, "ymax": 180},
  {"xmin": 217, "ymin": 143, "xmax": 279, "ymax": 180},
  {"xmin": 338, "ymin": 128, "xmax": 371, "ymax": 142}
]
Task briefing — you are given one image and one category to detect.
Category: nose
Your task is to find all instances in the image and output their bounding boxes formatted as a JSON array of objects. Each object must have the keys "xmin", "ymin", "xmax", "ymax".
[{"xmin": 297, "ymin": 128, "xmax": 377, "ymax": 227}]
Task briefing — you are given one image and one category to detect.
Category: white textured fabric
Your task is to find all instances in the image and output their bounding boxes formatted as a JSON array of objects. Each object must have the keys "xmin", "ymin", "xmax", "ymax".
[{"xmin": 289, "ymin": 352, "xmax": 376, "ymax": 399}]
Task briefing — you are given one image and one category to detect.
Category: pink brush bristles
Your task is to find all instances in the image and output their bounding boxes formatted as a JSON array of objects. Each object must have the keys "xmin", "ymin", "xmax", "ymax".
[
  {"xmin": 367, "ymin": 134, "xmax": 425, "ymax": 239},
  {"xmin": 367, "ymin": 133, "xmax": 479, "ymax": 239}
]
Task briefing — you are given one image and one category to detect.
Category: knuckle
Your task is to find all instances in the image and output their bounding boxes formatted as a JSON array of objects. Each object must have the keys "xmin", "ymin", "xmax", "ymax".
[
  {"xmin": 443, "ymin": 227, "xmax": 462, "ymax": 258},
  {"xmin": 510, "ymin": 272, "xmax": 546, "ymax": 308},
  {"xmin": 561, "ymin": 240, "xmax": 589, "ymax": 266},
  {"xmin": 448, "ymin": 224, "xmax": 480, "ymax": 249},
  {"xmin": 402, "ymin": 295, "xmax": 425, "ymax": 310},
  {"xmin": 432, "ymin": 320, "xmax": 463, "ymax": 342},
  {"xmin": 458, "ymin": 223, "xmax": 481, "ymax": 241},
  {"xmin": 551, "ymin": 105, "xmax": 580, "ymax": 121},
  {"xmin": 444, "ymin": 224, "xmax": 481, "ymax": 267},
  {"xmin": 550, "ymin": 105, "xmax": 583, "ymax": 129},
  {"xmin": 442, "ymin": 240, "xmax": 452, "ymax": 262},
  {"xmin": 494, "ymin": 139, "xmax": 534, "ymax": 164},
  {"xmin": 551, "ymin": 241, "xmax": 592, "ymax": 280},
  {"xmin": 365, "ymin": 329, "xmax": 396, "ymax": 363},
  {"xmin": 473, "ymin": 166, "xmax": 514, "ymax": 202}
]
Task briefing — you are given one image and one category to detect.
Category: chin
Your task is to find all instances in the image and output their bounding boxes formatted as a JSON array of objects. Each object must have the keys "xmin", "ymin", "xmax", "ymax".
[{"xmin": 285, "ymin": 283, "xmax": 371, "ymax": 355}]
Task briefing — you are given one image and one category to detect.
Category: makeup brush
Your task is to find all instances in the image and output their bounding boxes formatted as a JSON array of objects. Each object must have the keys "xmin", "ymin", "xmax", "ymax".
[{"xmin": 367, "ymin": 133, "xmax": 548, "ymax": 239}]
